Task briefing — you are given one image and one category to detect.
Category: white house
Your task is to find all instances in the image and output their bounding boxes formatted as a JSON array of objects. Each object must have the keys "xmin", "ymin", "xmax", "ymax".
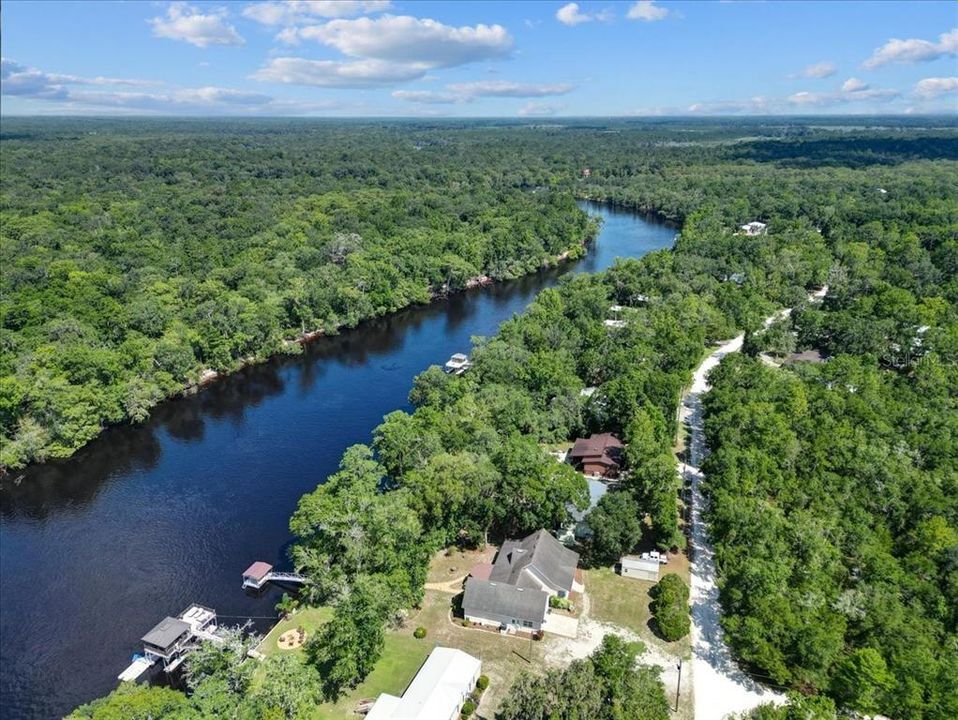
[
  {"xmin": 366, "ymin": 647, "xmax": 481, "ymax": 720},
  {"xmin": 740, "ymin": 221, "xmax": 767, "ymax": 236},
  {"xmin": 463, "ymin": 529, "xmax": 583, "ymax": 633}
]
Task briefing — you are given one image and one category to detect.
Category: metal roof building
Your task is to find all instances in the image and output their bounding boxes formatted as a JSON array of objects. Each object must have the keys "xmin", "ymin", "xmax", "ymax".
[{"xmin": 366, "ymin": 646, "xmax": 481, "ymax": 720}]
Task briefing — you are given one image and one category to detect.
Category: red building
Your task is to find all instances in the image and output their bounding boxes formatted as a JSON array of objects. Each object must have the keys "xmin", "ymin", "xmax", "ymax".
[{"xmin": 570, "ymin": 433, "xmax": 624, "ymax": 478}]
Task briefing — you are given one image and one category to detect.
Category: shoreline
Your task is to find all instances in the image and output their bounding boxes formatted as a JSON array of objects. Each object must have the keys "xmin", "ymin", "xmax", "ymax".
[{"xmin": 2, "ymin": 224, "xmax": 601, "ymax": 478}]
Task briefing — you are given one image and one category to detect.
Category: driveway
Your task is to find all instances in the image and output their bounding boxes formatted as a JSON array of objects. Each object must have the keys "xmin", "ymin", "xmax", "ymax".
[{"xmin": 542, "ymin": 612, "xmax": 579, "ymax": 639}]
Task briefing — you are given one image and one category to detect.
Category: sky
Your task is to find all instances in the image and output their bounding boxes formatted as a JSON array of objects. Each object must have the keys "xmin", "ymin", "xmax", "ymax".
[{"xmin": 1, "ymin": 0, "xmax": 956, "ymax": 117}]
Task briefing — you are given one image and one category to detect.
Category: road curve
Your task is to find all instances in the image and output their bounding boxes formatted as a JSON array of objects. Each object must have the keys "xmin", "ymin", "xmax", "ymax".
[{"xmin": 681, "ymin": 286, "xmax": 827, "ymax": 719}]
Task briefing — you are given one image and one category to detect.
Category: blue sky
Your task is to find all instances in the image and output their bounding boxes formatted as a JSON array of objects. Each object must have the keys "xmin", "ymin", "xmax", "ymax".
[{"xmin": 2, "ymin": 0, "xmax": 956, "ymax": 116}]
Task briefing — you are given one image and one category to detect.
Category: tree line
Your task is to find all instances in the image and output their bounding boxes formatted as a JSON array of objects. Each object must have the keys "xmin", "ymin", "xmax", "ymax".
[{"xmin": 54, "ymin": 118, "xmax": 958, "ymax": 718}]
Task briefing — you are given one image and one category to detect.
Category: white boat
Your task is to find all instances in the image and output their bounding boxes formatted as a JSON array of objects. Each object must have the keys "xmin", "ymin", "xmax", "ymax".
[{"xmin": 444, "ymin": 353, "xmax": 471, "ymax": 375}]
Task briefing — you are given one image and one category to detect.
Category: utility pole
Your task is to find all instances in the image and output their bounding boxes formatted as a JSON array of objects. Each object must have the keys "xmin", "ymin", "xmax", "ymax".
[{"xmin": 674, "ymin": 659, "xmax": 683, "ymax": 712}]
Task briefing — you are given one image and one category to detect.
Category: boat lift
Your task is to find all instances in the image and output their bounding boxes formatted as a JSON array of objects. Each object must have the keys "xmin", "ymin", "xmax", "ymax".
[
  {"xmin": 242, "ymin": 562, "xmax": 307, "ymax": 591},
  {"xmin": 118, "ymin": 604, "xmax": 223, "ymax": 682}
]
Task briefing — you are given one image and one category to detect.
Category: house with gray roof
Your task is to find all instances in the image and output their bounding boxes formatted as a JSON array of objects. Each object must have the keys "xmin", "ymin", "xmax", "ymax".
[{"xmin": 463, "ymin": 529, "xmax": 582, "ymax": 633}]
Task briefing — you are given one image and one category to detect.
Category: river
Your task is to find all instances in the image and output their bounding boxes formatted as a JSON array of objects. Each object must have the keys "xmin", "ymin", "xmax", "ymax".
[{"xmin": 0, "ymin": 203, "xmax": 675, "ymax": 719}]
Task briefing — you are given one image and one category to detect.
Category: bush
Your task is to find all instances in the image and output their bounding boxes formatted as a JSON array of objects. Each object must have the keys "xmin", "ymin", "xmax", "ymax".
[
  {"xmin": 549, "ymin": 595, "xmax": 572, "ymax": 610},
  {"xmin": 476, "ymin": 675, "xmax": 489, "ymax": 692},
  {"xmin": 650, "ymin": 573, "xmax": 690, "ymax": 641},
  {"xmin": 461, "ymin": 699, "xmax": 476, "ymax": 717},
  {"xmin": 413, "ymin": 626, "xmax": 427, "ymax": 639}
]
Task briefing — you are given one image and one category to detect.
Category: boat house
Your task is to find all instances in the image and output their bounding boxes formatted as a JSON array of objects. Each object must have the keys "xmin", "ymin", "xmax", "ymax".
[{"xmin": 119, "ymin": 604, "xmax": 221, "ymax": 681}]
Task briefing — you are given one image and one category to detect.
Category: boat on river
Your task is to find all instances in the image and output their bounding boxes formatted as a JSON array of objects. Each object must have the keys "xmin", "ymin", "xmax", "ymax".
[{"xmin": 444, "ymin": 353, "xmax": 472, "ymax": 375}]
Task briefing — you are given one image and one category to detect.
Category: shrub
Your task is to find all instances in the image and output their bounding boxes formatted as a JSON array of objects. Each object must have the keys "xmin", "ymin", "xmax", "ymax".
[
  {"xmin": 549, "ymin": 595, "xmax": 572, "ymax": 610},
  {"xmin": 413, "ymin": 626, "xmax": 427, "ymax": 639},
  {"xmin": 461, "ymin": 699, "xmax": 476, "ymax": 717},
  {"xmin": 650, "ymin": 573, "xmax": 690, "ymax": 641},
  {"xmin": 476, "ymin": 675, "xmax": 489, "ymax": 692}
]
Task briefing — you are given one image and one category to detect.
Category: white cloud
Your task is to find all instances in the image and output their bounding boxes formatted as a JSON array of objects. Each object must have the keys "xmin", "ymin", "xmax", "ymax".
[
  {"xmin": 786, "ymin": 91, "xmax": 830, "ymax": 107},
  {"xmin": 446, "ymin": 80, "xmax": 573, "ymax": 97},
  {"xmin": 150, "ymin": 3, "xmax": 245, "ymax": 48},
  {"xmin": 787, "ymin": 81, "xmax": 899, "ymax": 107},
  {"xmin": 687, "ymin": 96, "xmax": 771, "ymax": 114},
  {"xmin": 913, "ymin": 76, "xmax": 958, "ymax": 99},
  {"xmin": 556, "ymin": 3, "xmax": 591, "ymax": 26},
  {"xmin": 0, "ymin": 58, "xmax": 319, "ymax": 114},
  {"xmin": 391, "ymin": 89, "xmax": 465, "ymax": 104},
  {"xmin": 1, "ymin": 58, "xmax": 160, "ymax": 100},
  {"xmin": 242, "ymin": 1, "xmax": 390, "ymax": 25},
  {"xmin": 863, "ymin": 28, "xmax": 958, "ymax": 69},
  {"xmin": 841, "ymin": 77, "xmax": 868, "ymax": 93},
  {"xmin": 392, "ymin": 79, "xmax": 574, "ymax": 105},
  {"xmin": 518, "ymin": 101, "xmax": 563, "ymax": 116},
  {"xmin": 251, "ymin": 56, "xmax": 426, "ymax": 87},
  {"xmin": 799, "ymin": 61, "xmax": 837, "ymax": 79},
  {"xmin": 280, "ymin": 15, "xmax": 513, "ymax": 68},
  {"xmin": 627, "ymin": 1, "xmax": 669, "ymax": 22}
]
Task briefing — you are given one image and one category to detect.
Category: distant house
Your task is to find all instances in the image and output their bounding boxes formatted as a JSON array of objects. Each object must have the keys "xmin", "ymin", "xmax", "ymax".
[
  {"xmin": 740, "ymin": 221, "xmax": 767, "ymax": 236},
  {"xmin": 619, "ymin": 555, "xmax": 660, "ymax": 582},
  {"xmin": 570, "ymin": 432, "xmax": 624, "ymax": 478},
  {"xmin": 366, "ymin": 646, "xmax": 481, "ymax": 720},
  {"xmin": 582, "ymin": 167, "xmax": 592, "ymax": 178},
  {"xmin": 463, "ymin": 529, "xmax": 582, "ymax": 632}
]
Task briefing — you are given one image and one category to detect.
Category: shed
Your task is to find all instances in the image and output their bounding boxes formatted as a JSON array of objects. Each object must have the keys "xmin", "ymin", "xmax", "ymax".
[{"xmin": 619, "ymin": 556, "xmax": 660, "ymax": 582}]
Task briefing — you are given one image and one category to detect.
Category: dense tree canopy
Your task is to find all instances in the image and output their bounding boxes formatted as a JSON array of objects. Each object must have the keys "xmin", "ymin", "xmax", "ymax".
[{"xmin": 46, "ymin": 117, "xmax": 958, "ymax": 718}]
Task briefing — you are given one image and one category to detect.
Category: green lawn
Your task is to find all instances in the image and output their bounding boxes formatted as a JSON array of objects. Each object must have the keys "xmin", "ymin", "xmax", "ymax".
[
  {"xmin": 585, "ymin": 566, "xmax": 656, "ymax": 637},
  {"xmin": 257, "ymin": 606, "xmax": 334, "ymax": 660},
  {"xmin": 316, "ymin": 631, "xmax": 431, "ymax": 720}
]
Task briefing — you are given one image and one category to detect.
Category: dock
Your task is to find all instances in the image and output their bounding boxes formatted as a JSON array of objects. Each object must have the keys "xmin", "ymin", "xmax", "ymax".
[
  {"xmin": 118, "ymin": 603, "xmax": 223, "ymax": 681},
  {"xmin": 242, "ymin": 561, "xmax": 307, "ymax": 591}
]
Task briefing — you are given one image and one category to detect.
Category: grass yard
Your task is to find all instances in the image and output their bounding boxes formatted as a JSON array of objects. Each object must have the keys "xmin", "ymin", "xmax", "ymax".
[
  {"xmin": 316, "ymin": 631, "xmax": 431, "ymax": 720},
  {"xmin": 426, "ymin": 545, "xmax": 495, "ymax": 584},
  {"xmin": 257, "ymin": 606, "xmax": 334, "ymax": 660},
  {"xmin": 584, "ymin": 566, "xmax": 688, "ymax": 657}
]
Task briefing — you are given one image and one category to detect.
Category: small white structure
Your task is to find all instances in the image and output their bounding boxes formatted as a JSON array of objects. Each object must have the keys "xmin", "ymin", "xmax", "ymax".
[
  {"xmin": 366, "ymin": 647, "xmax": 481, "ymax": 720},
  {"xmin": 604, "ymin": 319, "xmax": 627, "ymax": 329},
  {"xmin": 740, "ymin": 221, "xmax": 767, "ymax": 236},
  {"xmin": 619, "ymin": 555, "xmax": 661, "ymax": 582},
  {"xmin": 444, "ymin": 353, "xmax": 472, "ymax": 375}
]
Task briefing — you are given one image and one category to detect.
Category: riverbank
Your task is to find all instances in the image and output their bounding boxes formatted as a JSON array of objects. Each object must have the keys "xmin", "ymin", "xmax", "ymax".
[
  {"xmin": 0, "ymin": 203, "xmax": 673, "ymax": 719},
  {"xmin": 3, "ymin": 221, "xmax": 600, "ymax": 477}
]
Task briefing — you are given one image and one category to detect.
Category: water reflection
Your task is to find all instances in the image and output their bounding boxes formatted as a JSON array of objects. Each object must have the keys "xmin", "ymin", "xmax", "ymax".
[{"xmin": 0, "ymin": 204, "xmax": 676, "ymax": 719}]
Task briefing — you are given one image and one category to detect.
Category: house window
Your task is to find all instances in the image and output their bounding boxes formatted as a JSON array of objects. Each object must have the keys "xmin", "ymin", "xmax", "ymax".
[{"xmin": 522, "ymin": 620, "xmax": 533, "ymax": 628}]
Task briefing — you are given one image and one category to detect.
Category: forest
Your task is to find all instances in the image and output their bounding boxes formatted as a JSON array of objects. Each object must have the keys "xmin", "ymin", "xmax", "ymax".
[
  {"xmin": 5, "ymin": 117, "xmax": 953, "ymax": 719},
  {"xmin": 0, "ymin": 119, "xmax": 596, "ymax": 468}
]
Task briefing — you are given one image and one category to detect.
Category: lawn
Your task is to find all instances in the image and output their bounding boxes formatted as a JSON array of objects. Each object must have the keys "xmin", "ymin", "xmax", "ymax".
[
  {"xmin": 584, "ymin": 566, "xmax": 688, "ymax": 656},
  {"xmin": 256, "ymin": 606, "xmax": 335, "ymax": 660},
  {"xmin": 426, "ymin": 545, "xmax": 495, "ymax": 584},
  {"xmin": 317, "ymin": 631, "xmax": 431, "ymax": 720}
]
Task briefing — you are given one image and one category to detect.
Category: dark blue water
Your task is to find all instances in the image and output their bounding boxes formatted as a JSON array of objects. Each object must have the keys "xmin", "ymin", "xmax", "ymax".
[{"xmin": 0, "ymin": 204, "xmax": 675, "ymax": 719}]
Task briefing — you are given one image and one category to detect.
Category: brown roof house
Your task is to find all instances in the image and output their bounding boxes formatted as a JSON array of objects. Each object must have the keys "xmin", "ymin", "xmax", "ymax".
[
  {"xmin": 463, "ymin": 530, "xmax": 583, "ymax": 633},
  {"xmin": 570, "ymin": 432, "xmax": 624, "ymax": 478}
]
